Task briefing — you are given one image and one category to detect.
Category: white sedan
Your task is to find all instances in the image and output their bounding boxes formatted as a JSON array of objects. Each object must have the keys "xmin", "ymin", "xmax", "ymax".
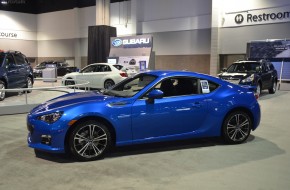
[{"xmin": 62, "ymin": 63, "xmax": 128, "ymax": 89}]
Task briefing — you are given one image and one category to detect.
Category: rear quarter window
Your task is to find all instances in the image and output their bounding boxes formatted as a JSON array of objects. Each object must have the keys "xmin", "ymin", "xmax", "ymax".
[{"xmin": 200, "ymin": 80, "xmax": 219, "ymax": 94}]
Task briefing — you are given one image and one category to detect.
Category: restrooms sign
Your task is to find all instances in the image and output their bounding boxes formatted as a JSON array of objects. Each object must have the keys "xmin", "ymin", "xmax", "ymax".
[{"xmin": 222, "ymin": 5, "xmax": 290, "ymax": 27}]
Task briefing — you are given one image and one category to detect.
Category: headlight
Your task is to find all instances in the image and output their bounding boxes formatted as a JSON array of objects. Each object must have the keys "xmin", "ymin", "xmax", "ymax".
[
  {"xmin": 241, "ymin": 74, "xmax": 254, "ymax": 83},
  {"xmin": 37, "ymin": 111, "xmax": 64, "ymax": 124}
]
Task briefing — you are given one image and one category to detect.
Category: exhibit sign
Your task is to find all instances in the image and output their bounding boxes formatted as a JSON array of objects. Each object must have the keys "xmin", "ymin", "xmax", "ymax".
[
  {"xmin": 222, "ymin": 5, "xmax": 290, "ymax": 27},
  {"xmin": 109, "ymin": 34, "xmax": 153, "ymax": 70},
  {"xmin": 247, "ymin": 40, "xmax": 290, "ymax": 59},
  {"xmin": 111, "ymin": 35, "xmax": 152, "ymax": 48}
]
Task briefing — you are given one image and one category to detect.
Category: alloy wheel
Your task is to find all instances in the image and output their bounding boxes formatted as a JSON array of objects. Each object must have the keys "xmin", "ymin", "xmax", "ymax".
[
  {"xmin": 0, "ymin": 83, "xmax": 5, "ymax": 100},
  {"xmin": 256, "ymin": 84, "xmax": 261, "ymax": 97},
  {"xmin": 104, "ymin": 80, "xmax": 114, "ymax": 89},
  {"xmin": 27, "ymin": 77, "xmax": 33, "ymax": 88},
  {"xmin": 73, "ymin": 124, "xmax": 108, "ymax": 159},
  {"xmin": 225, "ymin": 113, "xmax": 250, "ymax": 142}
]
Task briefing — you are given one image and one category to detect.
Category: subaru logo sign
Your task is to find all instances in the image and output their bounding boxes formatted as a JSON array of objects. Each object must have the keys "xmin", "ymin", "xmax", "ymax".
[
  {"xmin": 112, "ymin": 39, "xmax": 122, "ymax": 47},
  {"xmin": 235, "ymin": 14, "xmax": 244, "ymax": 24}
]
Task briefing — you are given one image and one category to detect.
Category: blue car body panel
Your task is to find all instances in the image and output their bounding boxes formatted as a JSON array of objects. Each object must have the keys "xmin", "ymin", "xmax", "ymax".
[{"xmin": 27, "ymin": 71, "xmax": 261, "ymax": 153}]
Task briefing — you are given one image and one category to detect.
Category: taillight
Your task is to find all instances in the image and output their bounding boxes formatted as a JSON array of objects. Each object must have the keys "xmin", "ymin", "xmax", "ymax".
[{"xmin": 120, "ymin": 72, "xmax": 128, "ymax": 77}]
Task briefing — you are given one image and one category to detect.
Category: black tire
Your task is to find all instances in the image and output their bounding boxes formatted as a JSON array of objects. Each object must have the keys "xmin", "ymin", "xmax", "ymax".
[
  {"xmin": 104, "ymin": 79, "xmax": 115, "ymax": 89},
  {"xmin": 24, "ymin": 77, "xmax": 33, "ymax": 93},
  {"xmin": 268, "ymin": 80, "xmax": 277, "ymax": 94},
  {"xmin": 68, "ymin": 120, "xmax": 112, "ymax": 161},
  {"xmin": 0, "ymin": 80, "xmax": 6, "ymax": 101},
  {"xmin": 65, "ymin": 78, "xmax": 75, "ymax": 86},
  {"xmin": 222, "ymin": 111, "xmax": 252, "ymax": 144}
]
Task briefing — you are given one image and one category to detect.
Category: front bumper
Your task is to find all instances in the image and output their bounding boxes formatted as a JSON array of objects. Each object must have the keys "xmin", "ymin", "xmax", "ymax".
[{"xmin": 27, "ymin": 115, "xmax": 67, "ymax": 153}]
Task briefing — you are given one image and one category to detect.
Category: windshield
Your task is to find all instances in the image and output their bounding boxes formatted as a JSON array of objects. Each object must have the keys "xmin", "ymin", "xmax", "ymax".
[
  {"xmin": 103, "ymin": 73, "xmax": 158, "ymax": 98},
  {"xmin": 0, "ymin": 53, "xmax": 5, "ymax": 67},
  {"xmin": 227, "ymin": 62, "xmax": 260, "ymax": 73}
]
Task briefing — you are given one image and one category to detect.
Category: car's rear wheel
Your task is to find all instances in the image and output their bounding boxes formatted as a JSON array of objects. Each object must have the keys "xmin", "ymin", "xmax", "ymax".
[
  {"xmin": 0, "ymin": 81, "xmax": 6, "ymax": 101},
  {"xmin": 68, "ymin": 120, "xmax": 112, "ymax": 161},
  {"xmin": 222, "ymin": 111, "xmax": 252, "ymax": 144},
  {"xmin": 104, "ymin": 79, "xmax": 115, "ymax": 89},
  {"xmin": 268, "ymin": 80, "xmax": 277, "ymax": 94}
]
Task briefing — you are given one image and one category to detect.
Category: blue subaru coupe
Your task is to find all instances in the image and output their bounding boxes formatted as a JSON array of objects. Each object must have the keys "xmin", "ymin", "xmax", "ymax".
[{"xmin": 27, "ymin": 70, "xmax": 261, "ymax": 161}]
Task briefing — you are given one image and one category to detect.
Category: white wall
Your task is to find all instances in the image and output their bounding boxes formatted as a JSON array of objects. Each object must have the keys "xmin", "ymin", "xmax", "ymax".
[
  {"xmin": 217, "ymin": 0, "xmax": 290, "ymax": 54},
  {"xmin": 139, "ymin": 0, "xmax": 211, "ymax": 33},
  {"xmin": 37, "ymin": 6, "xmax": 96, "ymax": 59},
  {"xmin": 0, "ymin": 10, "xmax": 37, "ymax": 56}
]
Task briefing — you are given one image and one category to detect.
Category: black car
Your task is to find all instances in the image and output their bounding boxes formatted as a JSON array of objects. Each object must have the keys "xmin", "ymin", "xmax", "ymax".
[
  {"xmin": 218, "ymin": 59, "xmax": 278, "ymax": 96},
  {"xmin": 33, "ymin": 61, "xmax": 73, "ymax": 77},
  {"xmin": 0, "ymin": 50, "xmax": 34, "ymax": 101}
]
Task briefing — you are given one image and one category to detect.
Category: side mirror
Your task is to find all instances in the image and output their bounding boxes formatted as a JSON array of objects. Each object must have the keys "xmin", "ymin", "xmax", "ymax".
[
  {"xmin": 146, "ymin": 89, "xmax": 163, "ymax": 104},
  {"xmin": 221, "ymin": 68, "xmax": 227, "ymax": 72}
]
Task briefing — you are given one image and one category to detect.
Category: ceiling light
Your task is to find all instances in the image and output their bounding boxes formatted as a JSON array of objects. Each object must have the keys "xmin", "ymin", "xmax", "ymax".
[{"xmin": 1, "ymin": 1, "xmax": 8, "ymax": 5}]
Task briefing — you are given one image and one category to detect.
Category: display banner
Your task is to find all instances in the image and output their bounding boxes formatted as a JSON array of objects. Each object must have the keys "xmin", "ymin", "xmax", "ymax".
[
  {"xmin": 222, "ymin": 5, "xmax": 290, "ymax": 27},
  {"xmin": 111, "ymin": 35, "xmax": 152, "ymax": 49},
  {"xmin": 0, "ymin": 29, "xmax": 36, "ymax": 40},
  {"xmin": 247, "ymin": 40, "xmax": 290, "ymax": 59},
  {"xmin": 109, "ymin": 35, "xmax": 153, "ymax": 70}
]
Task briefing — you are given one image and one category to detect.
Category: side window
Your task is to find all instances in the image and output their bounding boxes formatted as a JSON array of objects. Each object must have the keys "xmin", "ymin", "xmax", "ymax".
[
  {"xmin": 153, "ymin": 77, "xmax": 199, "ymax": 97},
  {"xmin": 81, "ymin": 65, "xmax": 95, "ymax": 73},
  {"xmin": 14, "ymin": 54, "xmax": 26, "ymax": 65},
  {"xmin": 199, "ymin": 79, "xmax": 219, "ymax": 94},
  {"xmin": 98, "ymin": 65, "xmax": 111, "ymax": 72},
  {"xmin": 5, "ymin": 55, "xmax": 15, "ymax": 67}
]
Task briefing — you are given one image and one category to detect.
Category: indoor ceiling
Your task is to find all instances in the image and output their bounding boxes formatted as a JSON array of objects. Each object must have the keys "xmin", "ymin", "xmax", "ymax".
[{"xmin": 0, "ymin": 0, "xmax": 128, "ymax": 14}]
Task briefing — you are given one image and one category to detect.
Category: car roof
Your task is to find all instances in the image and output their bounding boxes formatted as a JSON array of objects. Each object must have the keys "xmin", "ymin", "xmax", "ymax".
[
  {"xmin": 142, "ymin": 70, "xmax": 221, "ymax": 82},
  {"xmin": 90, "ymin": 63, "xmax": 112, "ymax": 66},
  {"xmin": 233, "ymin": 61, "xmax": 259, "ymax": 64}
]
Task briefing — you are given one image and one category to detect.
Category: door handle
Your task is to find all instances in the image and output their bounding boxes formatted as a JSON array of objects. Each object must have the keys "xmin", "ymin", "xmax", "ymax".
[{"xmin": 192, "ymin": 102, "xmax": 202, "ymax": 108}]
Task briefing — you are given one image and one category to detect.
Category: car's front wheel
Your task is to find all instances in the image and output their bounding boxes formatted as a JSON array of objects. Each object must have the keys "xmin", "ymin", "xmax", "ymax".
[
  {"xmin": 256, "ymin": 83, "xmax": 261, "ymax": 97},
  {"xmin": 65, "ymin": 78, "xmax": 75, "ymax": 86},
  {"xmin": 25, "ymin": 77, "xmax": 33, "ymax": 93},
  {"xmin": 0, "ymin": 81, "xmax": 6, "ymax": 101},
  {"xmin": 104, "ymin": 79, "xmax": 115, "ymax": 89},
  {"xmin": 222, "ymin": 111, "xmax": 252, "ymax": 144},
  {"xmin": 268, "ymin": 80, "xmax": 277, "ymax": 94},
  {"xmin": 68, "ymin": 120, "xmax": 112, "ymax": 161}
]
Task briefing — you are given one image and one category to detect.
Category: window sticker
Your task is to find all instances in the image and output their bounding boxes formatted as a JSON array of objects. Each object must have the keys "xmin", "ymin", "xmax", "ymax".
[{"xmin": 200, "ymin": 80, "xmax": 210, "ymax": 93}]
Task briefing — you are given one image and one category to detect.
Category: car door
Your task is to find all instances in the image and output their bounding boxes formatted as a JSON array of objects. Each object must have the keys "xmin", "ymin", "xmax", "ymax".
[
  {"xmin": 13, "ymin": 53, "xmax": 27, "ymax": 87},
  {"xmin": 131, "ymin": 77, "xmax": 208, "ymax": 140},
  {"xmin": 75, "ymin": 65, "xmax": 96, "ymax": 88},
  {"xmin": 260, "ymin": 62, "xmax": 272, "ymax": 89},
  {"xmin": 5, "ymin": 54, "xmax": 21, "ymax": 88}
]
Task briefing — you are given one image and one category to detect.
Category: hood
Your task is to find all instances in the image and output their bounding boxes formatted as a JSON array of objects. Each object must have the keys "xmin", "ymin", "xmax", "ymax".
[
  {"xmin": 219, "ymin": 72, "xmax": 250, "ymax": 80},
  {"xmin": 30, "ymin": 91, "xmax": 115, "ymax": 113}
]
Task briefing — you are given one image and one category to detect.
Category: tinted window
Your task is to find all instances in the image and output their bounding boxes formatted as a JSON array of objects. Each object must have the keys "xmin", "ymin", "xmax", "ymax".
[
  {"xmin": 96, "ymin": 65, "xmax": 111, "ymax": 72},
  {"xmin": 6, "ymin": 55, "xmax": 15, "ymax": 66},
  {"xmin": 152, "ymin": 77, "xmax": 199, "ymax": 97},
  {"xmin": 81, "ymin": 65, "xmax": 95, "ymax": 73},
  {"xmin": 104, "ymin": 74, "xmax": 157, "ymax": 98},
  {"xmin": 227, "ymin": 62, "xmax": 260, "ymax": 73},
  {"xmin": 14, "ymin": 54, "xmax": 26, "ymax": 65},
  {"xmin": 0, "ymin": 54, "xmax": 5, "ymax": 67}
]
